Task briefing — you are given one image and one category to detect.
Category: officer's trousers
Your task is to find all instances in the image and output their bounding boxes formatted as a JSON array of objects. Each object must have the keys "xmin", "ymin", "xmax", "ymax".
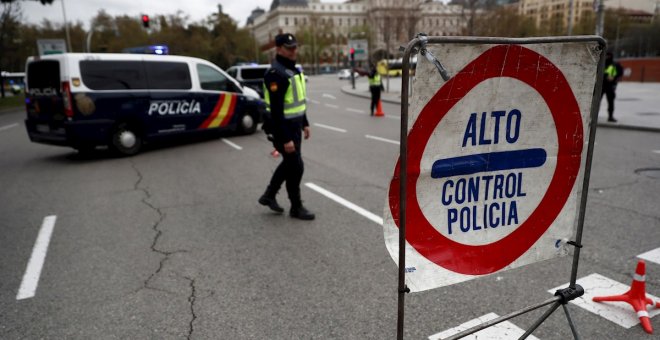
[
  {"xmin": 602, "ymin": 84, "xmax": 616, "ymax": 118},
  {"xmin": 370, "ymin": 86, "xmax": 381, "ymax": 115},
  {"xmin": 268, "ymin": 144, "xmax": 304, "ymax": 206}
]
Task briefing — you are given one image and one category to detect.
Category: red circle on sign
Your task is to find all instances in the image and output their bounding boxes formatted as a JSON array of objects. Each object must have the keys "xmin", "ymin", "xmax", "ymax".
[{"xmin": 389, "ymin": 45, "xmax": 583, "ymax": 275}]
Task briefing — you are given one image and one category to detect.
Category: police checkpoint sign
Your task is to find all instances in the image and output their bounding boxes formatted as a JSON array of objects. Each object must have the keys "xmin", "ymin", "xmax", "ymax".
[{"xmin": 383, "ymin": 42, "xmax": 601, "ymax": 292}]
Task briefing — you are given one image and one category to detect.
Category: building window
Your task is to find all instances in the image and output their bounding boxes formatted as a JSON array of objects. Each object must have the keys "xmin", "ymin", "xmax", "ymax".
[
  {"xmin": 285, "ymin": 17, "xmax": 289, "ymax": 25},
  {"xmin": 294, "ymin": 18, "xmax": 297, "ymax": 25},
  {"xmin": 304, "ymin": 18, "xmax": 307, "ymax": 25}
]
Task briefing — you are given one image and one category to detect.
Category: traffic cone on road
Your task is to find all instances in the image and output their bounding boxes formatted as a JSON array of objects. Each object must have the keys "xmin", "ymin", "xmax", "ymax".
[
  {"xmin": 593, "ymin": 260, "xmax": 660, "ymax": 334},
  {"xmin": 374, "ymin": 100, "xmax": 385, "ymax": 117}
]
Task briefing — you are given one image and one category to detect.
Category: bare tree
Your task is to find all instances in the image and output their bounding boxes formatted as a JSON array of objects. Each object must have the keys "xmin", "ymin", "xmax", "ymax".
[{"xmin": 0, "ymin": 1, "xmax": 21, "ymax": 98}]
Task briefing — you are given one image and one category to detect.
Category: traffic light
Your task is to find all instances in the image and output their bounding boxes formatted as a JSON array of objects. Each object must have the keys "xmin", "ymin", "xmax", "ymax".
[
  {"xmin": 350, "ymin": 47, "xmax": 355, "ymax": 62},
  {"xmin": 141, "ymin": 14, "xmax": 150, "ymax": 28}
]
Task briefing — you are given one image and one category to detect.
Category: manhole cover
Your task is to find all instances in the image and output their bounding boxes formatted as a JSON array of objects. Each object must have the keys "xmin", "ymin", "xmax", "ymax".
[
  {"xmin": 635, "ymin": 168, "xmax": 660, "ymax": 179},
  {"xmin": 636, "ymin": 112, "xmax": 660, "ymax": 116}
]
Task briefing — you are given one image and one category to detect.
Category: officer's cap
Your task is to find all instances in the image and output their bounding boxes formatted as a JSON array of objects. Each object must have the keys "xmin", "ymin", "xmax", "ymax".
[{"xmin": 275, "ymin": 33, "xmax": 297, "ymax": 48}]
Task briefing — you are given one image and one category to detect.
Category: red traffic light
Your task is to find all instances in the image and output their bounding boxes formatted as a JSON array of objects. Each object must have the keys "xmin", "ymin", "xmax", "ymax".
[{"xmin": 141, "ymin": 14, "xmax": 150, "ymax": 28}]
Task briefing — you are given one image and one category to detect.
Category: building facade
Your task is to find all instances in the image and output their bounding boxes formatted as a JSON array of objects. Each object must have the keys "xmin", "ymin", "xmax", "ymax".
[
  {"xmin": 519, "ymin": 0, "xmax": 658, "ymax": 30},
  {"xmin": 246, "ymin": 0, "xmax": 466, "ymax": 68}
]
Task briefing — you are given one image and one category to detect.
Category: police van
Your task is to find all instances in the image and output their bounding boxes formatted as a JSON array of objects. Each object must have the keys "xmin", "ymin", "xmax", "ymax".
[
  {"xmin": 226, "ymin": 64, "xmax": 270, "ymax": 98},
  {"xmin": 24, "ymin": 53, "xmax": 266, "ymax": 155}
]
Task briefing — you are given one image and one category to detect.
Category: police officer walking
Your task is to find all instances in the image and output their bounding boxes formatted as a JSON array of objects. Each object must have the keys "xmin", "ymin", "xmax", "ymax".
[
  {"xmin": 602, "ymin": 52, "xmax": 623, "ymax": 122},
  {"xmin": 259, "ymin": 33, "xmax": 315, "ymax": 220}
]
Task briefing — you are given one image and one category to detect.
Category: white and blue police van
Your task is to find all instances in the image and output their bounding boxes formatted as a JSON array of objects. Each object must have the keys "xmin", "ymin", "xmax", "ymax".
[{"xmin": 24, "ymin": 53, "xmax": 266, "ymax": 155}]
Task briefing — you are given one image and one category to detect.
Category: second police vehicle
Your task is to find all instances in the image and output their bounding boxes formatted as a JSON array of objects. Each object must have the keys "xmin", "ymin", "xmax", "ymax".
[{"xmin": 24, "ymin": 53, "xmax": 267, "ymax": 155}]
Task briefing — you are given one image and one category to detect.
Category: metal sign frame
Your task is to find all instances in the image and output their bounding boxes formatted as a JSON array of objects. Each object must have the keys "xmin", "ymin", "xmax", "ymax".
[{"xmin": 395, "ymin": 35, "xmax": 607, "ymax": 340}]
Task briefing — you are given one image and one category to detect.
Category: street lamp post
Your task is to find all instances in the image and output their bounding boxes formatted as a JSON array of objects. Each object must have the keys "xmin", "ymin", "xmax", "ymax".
[
  {"xmin": 567, "ymin": 0, "xmax": 574, "ymax": 35},
  {"xmin": 596, "ymin": 0, "xmax": 605, "ymax": 36},
  {"xmin": 60, "ymin": 0, "xmax": 72, "ymax": 52}
]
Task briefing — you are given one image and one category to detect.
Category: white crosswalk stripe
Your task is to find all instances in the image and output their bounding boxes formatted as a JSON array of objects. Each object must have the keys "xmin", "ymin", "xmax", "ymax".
[{"xmin": 428, "ymin": 313, "xmax": 540, "ymax": 340}]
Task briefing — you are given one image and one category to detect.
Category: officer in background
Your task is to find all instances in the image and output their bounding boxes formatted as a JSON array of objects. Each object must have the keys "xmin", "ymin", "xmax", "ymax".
[
  {"xmin": 355, "ymin": 62, "xmax": 383, "ymax": 116},
  {"xmin": 602, "ymin": 52, "xmax": 624, "ymax": 122},
  {"xmin": 258, "ymin": 33, "xmax": 315, "ymax": 220}
]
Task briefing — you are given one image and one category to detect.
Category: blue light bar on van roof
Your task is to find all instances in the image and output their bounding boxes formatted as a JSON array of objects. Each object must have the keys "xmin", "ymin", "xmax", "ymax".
[{"xmin": 122, "ymin": 45, "xmax": 169, "ymax": 55}]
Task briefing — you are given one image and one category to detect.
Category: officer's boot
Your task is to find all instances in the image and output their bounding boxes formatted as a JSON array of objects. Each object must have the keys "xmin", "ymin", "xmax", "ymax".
[
  {"xmin": 290, "ymin": 201, "xmax": 315, "ymax": 220},
  {"xmin": 608, "ymin": 111, "xmax": 617, "ymax": 122},
  {"xmin": 259, "ymin": 186, "xmax": 284, "ymax": 213}
]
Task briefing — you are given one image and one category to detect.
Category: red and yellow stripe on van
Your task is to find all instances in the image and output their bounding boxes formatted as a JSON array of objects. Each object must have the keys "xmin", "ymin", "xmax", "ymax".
[{"xmin": 199, "ymin": 93, "xmax": 237, "ymax": 129}]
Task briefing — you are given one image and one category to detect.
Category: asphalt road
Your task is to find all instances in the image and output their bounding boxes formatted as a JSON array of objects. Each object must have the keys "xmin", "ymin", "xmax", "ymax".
[{"xmin": 0, "ymin": 75, "xmax": 658, "ymax": 339}]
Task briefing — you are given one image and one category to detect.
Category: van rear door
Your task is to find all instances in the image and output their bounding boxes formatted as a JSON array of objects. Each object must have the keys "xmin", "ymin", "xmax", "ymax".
[{"xmin": 25, "ymin": 58, "xmax": 69, "ymax": 143}]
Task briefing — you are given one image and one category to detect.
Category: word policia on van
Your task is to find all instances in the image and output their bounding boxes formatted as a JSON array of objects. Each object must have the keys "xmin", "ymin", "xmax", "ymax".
[{"xmin": 148, "ymin": 100, "xmax": 202, "ymax": 116}]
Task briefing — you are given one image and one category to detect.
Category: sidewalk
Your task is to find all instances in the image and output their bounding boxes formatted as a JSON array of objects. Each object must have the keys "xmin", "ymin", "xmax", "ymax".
[{"xmin": 342, "ymin": 77, "xmax": 660, "ymax": 133}]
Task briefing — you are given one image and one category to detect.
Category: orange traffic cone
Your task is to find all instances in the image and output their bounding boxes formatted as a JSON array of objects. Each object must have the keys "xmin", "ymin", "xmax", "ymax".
[
  {"xmin": 593, "ymin": 260, "xmax": 660, "ymax": 334},
  {"xmin": 374, "ymin": 100, "xmax": 385, "ymax": 117}
]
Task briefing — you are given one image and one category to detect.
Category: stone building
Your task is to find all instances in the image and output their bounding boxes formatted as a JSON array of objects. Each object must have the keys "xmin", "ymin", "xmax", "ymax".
[
  {"xmin": 246, "ymin": 0, "xmax": 466, "ymax": 69},
  {"xmin": 518, "ymin": 0, "xmax": 658, "ymax": 30}
]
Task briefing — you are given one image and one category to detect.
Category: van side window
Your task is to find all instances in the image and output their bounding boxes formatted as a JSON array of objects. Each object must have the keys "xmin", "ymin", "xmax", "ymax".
[
  {"xmin": 197, "ymin": 64, "xmax": 232, "ymax": 92},
  {"xmin": 145, "ymin": 62, "xmax": 191, "ymax": 89},
  {"xmin": 80, "ymin": 60, "xmax": 147, "ymax": 90}
]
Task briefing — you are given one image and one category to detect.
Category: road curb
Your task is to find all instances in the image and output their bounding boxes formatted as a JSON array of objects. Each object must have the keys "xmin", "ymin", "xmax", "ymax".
[
  {"xmin": 0, "ymin": 106, "xmax": 22, "ymax": 116},
  {"xmin": 341, "ymin": 87, "xmax": 660, "ymax": 133}
]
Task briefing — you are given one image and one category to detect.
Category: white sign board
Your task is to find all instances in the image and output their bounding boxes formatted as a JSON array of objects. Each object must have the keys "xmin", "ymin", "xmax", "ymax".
[
  {"xmin": 37, "ymin": 39, "xmax": 67, "ymax": 55},
  {"xmin": 383, "ymin": 42, "xmax": 601, "ymax": 292},
  {"xmin": 348, "ymin": 39, "xmax": 368, "ymax": 61}
]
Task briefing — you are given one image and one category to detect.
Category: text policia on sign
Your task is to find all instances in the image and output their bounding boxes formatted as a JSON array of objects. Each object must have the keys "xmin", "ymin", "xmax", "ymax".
[{"xmin": 436, "ymin": 109, "xmax": 546, "ymax": 234}]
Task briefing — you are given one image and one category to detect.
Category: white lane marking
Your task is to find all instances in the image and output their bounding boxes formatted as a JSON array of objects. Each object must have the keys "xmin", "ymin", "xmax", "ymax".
[
  {"xmin": 221, "ymin": 139, "xmax": 242, "ymax": 150},
  {"xmin": 0, "ymin": 123, "xmax": 19, "ymax": 132},
  {"xmin": 548, "ymin": 273, "xmax": 660, "ymax": 329},
  {"xmin": 309, "ymin": 99, "xmax": 320, "ymax": 104},
  {"xmin": 638, "ymin": 247, "xmax": 660, "ymax": 265},
  {"xmin": 365, "ymin": 134, "xmax": 400, "ymax": 145},
  {"xmin": 322, "ymin": 93, "xmax": 336, "ymax": 100},
  {"xmin": 385, "ymin": 115, "xmax": 401, "ymax": 121},
  {"xmin": 305, "ymin": 182, "xmax": 383, "ymax": 225},
  {"xmin": 429, "ymin": 312, "xmax": 540, "ymax": 340},
  {"xmin": 313, "ymin": 123, "xmax": 347, "ymax": 133},
  {"xmin": 17, "ymin": 215, "xmax": 57, "ymax": 300},
  {"xmin": 324, "ymin": 104, "xmax": 339, "ymax": 109},
  {"xmin": 346, "ymin": 108, "xmax": 365, "ymax": 114},
  {"xmin": 653, "ymin": 150, "xmax": 660, "ymax": 154}
]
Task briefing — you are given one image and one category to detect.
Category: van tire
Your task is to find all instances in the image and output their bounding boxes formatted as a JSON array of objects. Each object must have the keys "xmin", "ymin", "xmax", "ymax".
[
  {"xmin": 110, "ymin": 123, "xmax": 142, "ymax": 156},
  {"xmin": 238, "ymin": 112, "xmax": 257, "ymax": 135}
]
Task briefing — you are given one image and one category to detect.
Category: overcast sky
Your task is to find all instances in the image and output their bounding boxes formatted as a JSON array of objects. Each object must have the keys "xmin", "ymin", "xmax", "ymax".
[{"xmin": 17, "ymin": 0, "xmax": 281, "ymax": 29}]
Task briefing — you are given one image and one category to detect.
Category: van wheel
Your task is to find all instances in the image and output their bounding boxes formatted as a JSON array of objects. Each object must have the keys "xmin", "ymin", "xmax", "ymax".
[
  {"xmin": 238, "ymin": 112, "xmax": 257, "ymax": 134},
  {"xmin": 110, "ymin": 123, "xmax": 142, "ymax": 156}
]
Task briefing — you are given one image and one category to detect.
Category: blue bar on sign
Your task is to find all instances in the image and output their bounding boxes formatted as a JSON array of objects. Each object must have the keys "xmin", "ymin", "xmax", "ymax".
[{"xmin": 431, "ymin": 148, "xmax": 547, "ymax": 179}]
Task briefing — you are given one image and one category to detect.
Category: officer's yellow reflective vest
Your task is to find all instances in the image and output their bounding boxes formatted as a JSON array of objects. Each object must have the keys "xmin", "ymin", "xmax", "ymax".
[
  {"xmin": 368, "ymin": 73, "xmax": 381, "ymax": 87},
  {"xmin": 605, "ymin": 64, "xmax": 618, "ymax": 78},
  {"xmin": 264, "ymin": 67, "xmax": 307, "ymax": 119}
]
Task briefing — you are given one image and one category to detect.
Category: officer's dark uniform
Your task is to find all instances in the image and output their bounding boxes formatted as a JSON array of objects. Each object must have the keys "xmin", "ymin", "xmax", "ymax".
[
  {"xmin": 602, "ymin": 52, "xmax": 624, "ymax": 122},
  {"xmin": 368, "ymin": 67, "xmax": 382, "ymax": 116},
  {"xmin": 259, "ymin": 33, "xmax": 314, "ymax": 220}
]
